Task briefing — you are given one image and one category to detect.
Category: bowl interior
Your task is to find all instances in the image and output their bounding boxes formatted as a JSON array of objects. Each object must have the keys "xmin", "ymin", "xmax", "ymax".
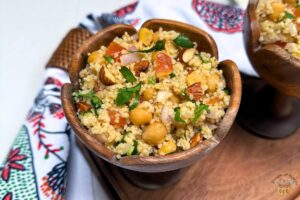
[{"xmin": 63, "ymin": 19, "xmax": 241, "ymax": 172}]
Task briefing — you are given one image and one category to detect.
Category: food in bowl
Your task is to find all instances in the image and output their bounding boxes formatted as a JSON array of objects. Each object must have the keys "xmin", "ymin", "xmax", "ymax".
[
  {"xmin": 256, "ymin": 0, "xmax": 300, "ymax": 58},
  {"xmin": 72, "ymin": 27, "xmax": 230, "ymax": 158}
]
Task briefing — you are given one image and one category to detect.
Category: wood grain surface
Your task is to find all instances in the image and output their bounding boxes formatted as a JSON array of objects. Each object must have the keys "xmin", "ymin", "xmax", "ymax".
[{"xmin": 79, "ymin": 123, "xmax": 300, "ymax": 200}]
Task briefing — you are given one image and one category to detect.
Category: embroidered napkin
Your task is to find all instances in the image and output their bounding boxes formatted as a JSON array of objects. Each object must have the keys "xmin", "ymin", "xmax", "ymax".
[{"xmin": 0, "ymin": 0, "xmax": 255, "ymax": 199}]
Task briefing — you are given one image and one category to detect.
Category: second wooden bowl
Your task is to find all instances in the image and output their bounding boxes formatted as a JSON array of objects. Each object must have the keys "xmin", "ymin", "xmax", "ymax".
[
  {"xmin": 62, "ymin": 19, "xmax": 242, "ymax": 173},
  {"xmin": 244, "ymin": 0, "xmax": 300, "ymax": 98}
]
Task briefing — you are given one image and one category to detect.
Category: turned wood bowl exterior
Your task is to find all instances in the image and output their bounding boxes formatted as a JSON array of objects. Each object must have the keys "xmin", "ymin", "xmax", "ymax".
[
  {"xmin": 62, "ymin": 19, "xmax": 242, "ymax": 173},
  {"xmin": 244, "ymin": 0, "xmax": 300, "ymax": 98}
]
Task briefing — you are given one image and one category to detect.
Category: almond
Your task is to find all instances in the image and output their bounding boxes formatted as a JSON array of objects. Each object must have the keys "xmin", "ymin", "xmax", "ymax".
[
  {"xmin": 190, "ymin": 133, "xmax": 202, "ymax": 147},
  {"xmin": 182, "ymin": 48, "xmax": 196, "ymax": 63},
  {"xmin": 134, "ymin": 60, "xmax": 149, "ymax": 76},
  {"xmin": 186, "ymin": 82, "xmax": 203, "ymax": 101},
  {"xmin": 99, "ymin": 66, "xmax": 115, "ymax": 85}
]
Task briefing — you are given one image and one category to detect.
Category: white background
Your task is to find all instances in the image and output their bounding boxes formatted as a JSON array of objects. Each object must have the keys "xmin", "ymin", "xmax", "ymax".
[{"xmin": 0, "ymin": 0, "xmax": 246, "ymax": 199}]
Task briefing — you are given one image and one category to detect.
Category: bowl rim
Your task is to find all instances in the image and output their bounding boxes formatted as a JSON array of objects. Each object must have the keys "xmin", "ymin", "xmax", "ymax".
[{"xmin": 62, "ymin": 19, "xmax": 242, "ymax": 169}]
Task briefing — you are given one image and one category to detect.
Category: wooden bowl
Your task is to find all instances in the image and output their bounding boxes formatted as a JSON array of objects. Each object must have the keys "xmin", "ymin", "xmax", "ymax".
[
  {"xmin": 62, "ymin": 19, "xmax": 242, "ymax": 173},
  {"xmin": 244, "ymin": 0, "xmax": 300, "ymax": 98}
]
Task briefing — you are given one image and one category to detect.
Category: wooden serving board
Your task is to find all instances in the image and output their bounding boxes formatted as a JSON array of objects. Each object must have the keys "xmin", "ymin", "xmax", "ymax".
[{"xmin": 78, "ymin": 123, "xmax": 300, "ymax": 200}]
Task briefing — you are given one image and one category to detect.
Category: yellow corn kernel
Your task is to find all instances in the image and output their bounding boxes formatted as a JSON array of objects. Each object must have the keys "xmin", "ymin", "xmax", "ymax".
[
  {"xmin": 158, "ymin": 140, "xmax": 177, "ymax": 155},
  {"xmin": 186, "ymin": 71, "xmax": 203, "ymax": 86},
  {"xmin": 88, "ymin": 51, "xmax": 102, "ymax": 64},
  {"xmin": 138, "ymin": 27, "xmax": 153, "ymax": 46},
  {"xmin": 269, "ymin": 3, "xmax": 285, "ymax": 21}
]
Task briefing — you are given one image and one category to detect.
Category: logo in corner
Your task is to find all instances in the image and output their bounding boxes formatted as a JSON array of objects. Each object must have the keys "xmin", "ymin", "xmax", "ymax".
[{"xmin": 272, "ymin": 173, "xmax": 297, "ymax": 195}]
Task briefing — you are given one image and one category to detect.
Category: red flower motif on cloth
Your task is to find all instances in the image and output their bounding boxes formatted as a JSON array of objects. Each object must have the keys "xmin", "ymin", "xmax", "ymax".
[
  {"xmin": 44, "ymin": 77, "xmax": 63, "ymax": 87},
  {"xmin": 113, "ymin": 1, "xmax": 138, "ymax": 17},
  {"xmin": 1, "ymin": 148, "xmax": 26, "ymax": 182},
  {"xmin": 192, "ymin": 0, "xmax": 244, "ymax": 33},
  {"xmin": 3, "ymin": 192, "xmax": 13, "ymax": 200}
]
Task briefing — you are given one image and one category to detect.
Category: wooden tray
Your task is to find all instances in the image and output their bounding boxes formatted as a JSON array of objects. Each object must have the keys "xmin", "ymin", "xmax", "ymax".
[{"xmin": 78, "ymin": 123, "xmax": 300, "ymax": 200}]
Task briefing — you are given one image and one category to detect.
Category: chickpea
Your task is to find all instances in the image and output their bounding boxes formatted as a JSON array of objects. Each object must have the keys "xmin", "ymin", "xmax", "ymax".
[
  {"xmin": 186, "ymin": 71, "xmax": 204, "ymax": 86},
  {"xmin": 93, "ymin": 134, "xmax": 108, "ymax": 143},
  {"xmin": 143, "ymin": 88, "xmax": 157, "ymax": 100},
  {"xmin": 158, "ymin": 140, "xmax": 177, "ymax": 155},
  {"xmin": 142, "ymin": 122, "xmax": 167, "ymax": 145},
  {"xmin": 88, "ymin": 51, "xmax": 102, "ymax": 64},
  {"xmin": 169, "ymin": 93, "xmax": 180, "ymax": 104},
  {"xmin": 269, "ymin": 2, "xmax": 285, "ymax": 21},
  {"xmin": 138, "ymin": 27, "xmax": 153, "ymax": 46},
  {"xmin": 206, "ymin": 73, "xmax": 220, "ymax": 93},
  {"xmin": 130, "ymin": 107, "xmax": 152, "ymax": 125}
]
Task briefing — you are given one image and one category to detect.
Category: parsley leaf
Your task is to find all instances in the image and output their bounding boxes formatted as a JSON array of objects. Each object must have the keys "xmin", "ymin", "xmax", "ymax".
[
  {"xmin": 120, "ymin": 66, "xmax": 137, "ymax": 83},
  {"xmin": 224, "ymin": 87, "xmax": 231, "ymax": 95},
  {"xmin": 104, "ymin": 55, "xmax": 114, "ymax": 64},
  {"xmin": 148, "ymin": 77, "xmax": 156, "ymax": 85},
  {"xmin": 129, "ymin": 91, "xmax": 140, "ymax": 110},
  {"xmin": 127, "ymin": 140, "xmax": 138, "ymax": 156},
  {"xmin": 174, "ymin": 35, "xmax": 194, "ymax": 48},
  {"xmin": 170, "ymin": 73, "xmax": 176, "ymax": 79},
  {"xmin": 73, "ymin": 91, "xmax": 103, "ymax": 115},
  {"xmin": 132, "ymin": 41, "xmax": 164, "ymax": 53},
  {"xmin": 174, "ymin": 107, "xmax": 185, "ymax": 123},
  {"xmin": 280, "ymin": 11, "xmax": 295, "ymax": 21},
  {"xmin": 115, "ymin": 83, "xmax": 142, "ymax": 106},
  {"xmin": 192, "ymin": 104, "xmax": 209, "ymax": 124}
]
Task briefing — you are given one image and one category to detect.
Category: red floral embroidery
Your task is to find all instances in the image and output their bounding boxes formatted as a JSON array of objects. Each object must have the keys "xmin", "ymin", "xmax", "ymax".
[
  {"xmin": 192, "ymin": 0, "xmax": 244, "ymax": 33},
  {"xmin": 1, "ymin": 148, "xmax": 26, "ymax": 182},
  {"xmin": 3, "ymin": 192, "xmax": 13, "ymax": 200}
]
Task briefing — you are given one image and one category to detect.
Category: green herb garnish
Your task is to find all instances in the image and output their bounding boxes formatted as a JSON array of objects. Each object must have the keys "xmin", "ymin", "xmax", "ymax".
[
  {"xmin": 119, "ymin": 66, "xmax": 137, "ymax": 83},
  {"xmin": 297, "ymin": 3, "xmax": 300, "ymax": 8},
  {"xmin": 104, "ymin": 55, "xmax": 114, "ymax": 64},
  {"xmin": 127, "ymin": 140, "xmax": 138, "ymax": 156},
  {"xmin": 73, "ymin": 91, "xmax": 103, "ymax": 115},
  {"xmin": 224, "ymin": 87, "xmax": 231, "ymax": 95},
  {"xmin": 129, "ymin": 91, "xmax": 140, "ymax": 110},
  {"xmin": 280, "ymin": 11, "xmax": 295, "ymax": 21},
  {"xmin": 170, "ymin": 73, "xmax": 176, "ymax": 79},
  {"xmin": 174, "ymin": 35, "xmax": 194, "ymax": 48},
  {"xmin": 115, "ymin": 83, "xmax": 142, "ymax": 106},
  {"xmin": 133, "ymin": 41, "xmax": 164, "ymax": 53},
  {"xmin": 180, "ymin": 88, "xmax": 187, "ymax": 98},
  {"xmin": 148, "ymin": 77, "xmax": 156, "ymax": 85},
  {"xmin": 116, "ymin": 132, "xmax": 130, "ymax": 146},
  {"xmin": 192, "ymin": 104, "xmax": 209, "ymax": 124},
  {"xmin": 174, "ymin": 107, "xmax": 185, "ymax": 123}
]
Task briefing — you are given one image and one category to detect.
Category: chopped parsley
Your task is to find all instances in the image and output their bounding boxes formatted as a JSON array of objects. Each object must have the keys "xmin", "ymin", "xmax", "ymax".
[
  {"xmin": 119, "ymin": 66, "xmax": 137, "ymax": 83},
  {"xmin": 174, "ymin": 107, "xmax": 185, "ymax": 123},
  {"xmin": 173, "ymin": 35, "xmax": 194, "ymax": 48},
  {"xmin": 115, "ymin": 83, "xmax": 142, "ymax": 106},
  {"xmin": 192, "ymin": 104, "xmax": 209, "ymax": 124}
]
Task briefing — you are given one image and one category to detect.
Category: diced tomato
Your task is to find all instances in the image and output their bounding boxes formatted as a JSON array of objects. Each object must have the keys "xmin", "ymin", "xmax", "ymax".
[
  {"xmin": 108, "ymin": 110, "xmax": 126, "ymax": 127},
  {"xmin": 153, "ymin": 52, "xmax": 173, "ymax": 78},
  {"xmin": 294, "ymin": 7, "xmax": 300, "ymax": 18},
  {"xmin": 186, "ymin": 82, "xmax": 203, "ymax": 101},
  {"xmin": 207, "ymin": 97, "xmax": 220, "ymax": 105},
  {"xmin": 77, "ymin": 102, "xmax": 91, "ymax": 112},
  {"xmin": 105, "ymin": 41, "xmax": 125, "ymax": 62}
]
